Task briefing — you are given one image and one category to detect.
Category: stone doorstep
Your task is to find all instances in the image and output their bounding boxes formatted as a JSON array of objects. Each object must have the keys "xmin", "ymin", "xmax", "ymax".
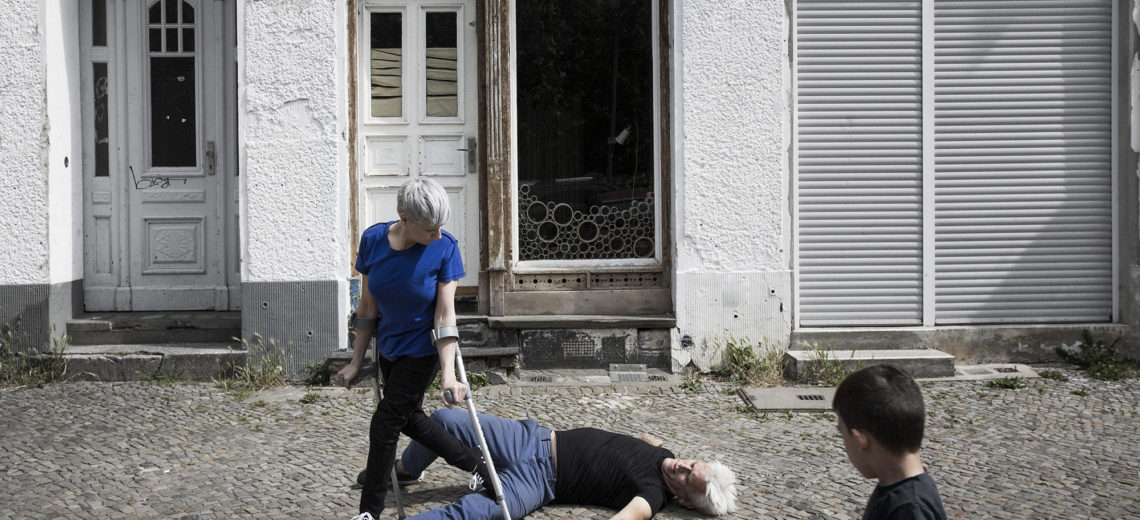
[
  {"xmin": 783, "ymin": 349, "xmax": 956, "ymax": 380},
  {"xmin": 62, "ymin": 344, "xmax": 246, "ymax": 382}
]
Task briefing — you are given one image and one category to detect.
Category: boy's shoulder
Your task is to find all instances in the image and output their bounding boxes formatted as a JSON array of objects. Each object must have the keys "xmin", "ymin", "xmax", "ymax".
[{"xmin": 863, "ymin": 472, "xmax": 947, "ymax": 520}]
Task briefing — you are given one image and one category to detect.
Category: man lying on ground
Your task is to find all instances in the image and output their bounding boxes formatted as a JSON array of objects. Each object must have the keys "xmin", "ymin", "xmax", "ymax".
[{"xmin": 352, "ymin": 407, "xmax": 737, "ymax": 520}]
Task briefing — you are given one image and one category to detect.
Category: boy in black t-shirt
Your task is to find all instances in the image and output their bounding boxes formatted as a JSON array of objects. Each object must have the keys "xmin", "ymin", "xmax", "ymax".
[{"xmin": 832, "ymin": 365, "xmax": 948, "ymax": 520}]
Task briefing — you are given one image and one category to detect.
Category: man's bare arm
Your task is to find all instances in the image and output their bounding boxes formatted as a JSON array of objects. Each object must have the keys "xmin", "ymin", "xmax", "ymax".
[
  {"xmin": 609, "ymin": 496, "xmax": 652, "ymax": 520},
  {"xmin": 636, "ymin": 434, "xmax": 664, "ymax": 447}
]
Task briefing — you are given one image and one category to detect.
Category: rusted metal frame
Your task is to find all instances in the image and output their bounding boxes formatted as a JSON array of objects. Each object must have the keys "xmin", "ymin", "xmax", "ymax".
[
  {"xmin": 658, "ymin": 0, "xmax": 673, "ymax": 292},
  {"xmin": 347, "ymin": 0, "xmax": 360, "ymax": 272},
  {"xmin": 480, "ymin": 0, "xmax": 512, "ymax": 315}
]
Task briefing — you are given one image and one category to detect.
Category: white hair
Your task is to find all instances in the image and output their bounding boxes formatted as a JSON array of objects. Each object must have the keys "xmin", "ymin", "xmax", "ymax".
[
  {"xmin": 691, "ymin": 460, "xmax": 737, "ymax": 516},
  {"xmin": 396, "ymin": 178, "xmax": 450, "ymax": 227}
]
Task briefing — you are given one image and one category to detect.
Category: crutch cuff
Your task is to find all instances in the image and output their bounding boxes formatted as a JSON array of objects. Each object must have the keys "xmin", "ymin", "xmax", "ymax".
[{"xmin": 431, "ymin": 325, "xmax": 460, "ymax": 344}]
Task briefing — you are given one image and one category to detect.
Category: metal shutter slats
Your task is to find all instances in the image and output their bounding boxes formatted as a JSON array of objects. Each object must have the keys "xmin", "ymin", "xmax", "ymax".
[
  {"xmin": 933, "ymin": 0, "xmax": 1113, "ymax": 323},
  {"xmin": 797, "ymin": 0, "xmax": 924, "ymax": 326}
]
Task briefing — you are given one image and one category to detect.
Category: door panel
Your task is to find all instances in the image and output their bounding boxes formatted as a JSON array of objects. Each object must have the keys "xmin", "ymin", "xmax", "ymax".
[
  {"xmin": 83, "ymin": 0, "xmax": 232, "ymax": 311},
  {"xmin": 358, "ymin": 1, "xmax": 479, "ymax": 286}
]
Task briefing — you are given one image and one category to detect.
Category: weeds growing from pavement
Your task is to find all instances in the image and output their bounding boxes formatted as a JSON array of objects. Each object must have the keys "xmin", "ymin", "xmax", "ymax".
[
  {"xmin": 304, "ymin": 360, "xmax": 332, "ymax": 386},
  {"xmin": 147, "ymin": 371, "xmax": 185, "ymax": 386},
  {"xmin": 426, "ymin": 371, "xmax": 490, "ymax": 398},
  {"xmin": 712, "ymin": 333, "xmax": 785, "ymax": 387},
  {"xmin": 799, "ymin": 343, "xmax": 863, "ymax": 386},
  {"xmin": 214, "ymin": 334, "xmax": 290, "ymax": 394},
  {"xmin": 1039, "ymin": 370, "xmax": 1069, "ymax": 382},
  {"xmin": 299, "ymin": 392, "xmax": 320, "ymax": 404},
  {"xmin": 1056, "ymin": 330, "xmax": 1139, "ymax": 381},
  {"xmin": 985, "ymin": 377, "xmax": 1026, "ymax": 390},
  {"xmin": 0, "ymin": 318, "xmax": 71, "ymax": 387},
  {"xmin": 680, "ymin": 372, "xmax": 705, "ymax": 392}
]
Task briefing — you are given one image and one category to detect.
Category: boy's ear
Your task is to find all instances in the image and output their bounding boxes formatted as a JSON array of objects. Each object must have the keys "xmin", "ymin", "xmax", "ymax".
[{"xmin": 849, "ymin": 427, "xmax": 872, "ymax": 451}]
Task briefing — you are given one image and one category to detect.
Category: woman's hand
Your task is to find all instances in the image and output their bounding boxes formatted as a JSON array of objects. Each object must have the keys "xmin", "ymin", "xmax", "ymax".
[
  {"xmin": 336, "ymin": 362, "xmax": 362, "ymax": 389},
  {"xmin": 439, "ymin": 374, "xmax": 467, "ymax": 408}
]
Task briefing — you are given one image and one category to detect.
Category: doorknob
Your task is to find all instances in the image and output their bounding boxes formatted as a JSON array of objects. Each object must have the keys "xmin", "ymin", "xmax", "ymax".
[
  {"xmin": 206, "ymin": 141, "xmax": 216, "ymax": 176},
  {"xmin": 455, "ymin": 138, "xmax": 476, "ymax": 173}
]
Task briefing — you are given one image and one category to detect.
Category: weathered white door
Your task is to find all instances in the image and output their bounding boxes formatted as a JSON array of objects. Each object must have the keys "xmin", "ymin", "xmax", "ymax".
[
  {"xmin": 83, "ymin": 0, "xmax": 235, "ymax": 311},
  {"xmin": 357, "ymin": 0, "xmax": 480, "ymax": 287}
]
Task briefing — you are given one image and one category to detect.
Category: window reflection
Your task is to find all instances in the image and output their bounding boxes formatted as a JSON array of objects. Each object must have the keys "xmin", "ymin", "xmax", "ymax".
[
  {"xmin": 370, "ymin": 12, "xmax": 403, "ymax": 118},
  {"xmin": 425, "ymin": 11, "xmax": 458, "ymax": 118},
  {"xmin": 516, "ymin": 1, "xmax": 655, "ymax": 260}
]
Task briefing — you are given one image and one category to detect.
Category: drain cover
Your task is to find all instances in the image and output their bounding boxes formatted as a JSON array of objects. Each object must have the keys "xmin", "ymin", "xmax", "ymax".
[
  {"xmin": 529, "ymin": 375, "xmax": 551, "ymax": 382},
  {"xmin": 995, "ymin": 367, "xmax": 1018, "ymax": 373},
  {"xmin": 797, "ymin": 394, "xmax": 825, "ymax": 401},
  {"xmin": 609, "ymin": 363, "xmax": 649, "ymax": 383}
]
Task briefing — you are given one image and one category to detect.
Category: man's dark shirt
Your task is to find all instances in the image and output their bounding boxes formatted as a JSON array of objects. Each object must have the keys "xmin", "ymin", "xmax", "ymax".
[
  {"xmin": 553, "ymin": 428, "xmax": 675, "ymax": 515},
  {"xmin": 863, "ymin": 472, "xmax": 948, "ymax": 520}
]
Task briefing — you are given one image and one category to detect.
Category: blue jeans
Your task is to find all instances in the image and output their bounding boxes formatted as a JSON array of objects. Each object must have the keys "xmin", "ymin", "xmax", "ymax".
[{"xmin": 401, "ymin": 408, "xmax": 557, "ymax": 520}]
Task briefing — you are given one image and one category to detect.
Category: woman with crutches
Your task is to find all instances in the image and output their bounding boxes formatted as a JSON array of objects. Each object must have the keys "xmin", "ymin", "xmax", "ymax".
[{"xmin": 338, "ymin": 178, "xmax": 488, "ymax": 520}]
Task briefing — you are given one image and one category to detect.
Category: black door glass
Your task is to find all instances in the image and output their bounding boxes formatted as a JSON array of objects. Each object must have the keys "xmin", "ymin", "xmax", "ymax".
[
  {"xmin": 93, "ymin": 62, "xmax": 109, "ymax": 177},
  {"xmin": 93, "ymin": 0, "xmax": 107, "ymax": 47},
  {"xmin": 150, "ymin": 57, "xmax": 196, "ymax": 167}
]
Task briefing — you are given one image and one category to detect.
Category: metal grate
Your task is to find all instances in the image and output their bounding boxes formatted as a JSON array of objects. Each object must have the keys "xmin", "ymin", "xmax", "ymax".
[
  {"xmin": 562, "ymin": 339, "xmax": 597, "ymax": 358},
  {"xmin": 648, "ymin": 374, "xmax": 666, "ymax": 381},
  {"xmin": 530, "ymin": 375, "xmax": 551, "ymax": 383},
  {"xmin": 995, "ymin": 367, "xmax": 1018, "ymax": 374},
  {"xmin": 797, "ymin": 394, "xmax": 826, "ymax": 401}
]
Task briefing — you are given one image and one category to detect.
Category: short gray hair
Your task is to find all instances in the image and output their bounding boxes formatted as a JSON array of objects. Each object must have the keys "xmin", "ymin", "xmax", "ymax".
[
  {"xmin": 396, "ymin": 178, "xmax": 450, "ymax": 227},
  {"xmin": 691, "ymin": 460, "xmax": 737, "ymax": 516}
]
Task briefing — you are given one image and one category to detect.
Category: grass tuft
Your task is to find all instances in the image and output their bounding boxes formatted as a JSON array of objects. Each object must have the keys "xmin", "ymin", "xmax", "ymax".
[
  {"xmin": 0, "ymin": 318, "xmax": 71, "ymax": 387},
  {"xmin": 214, "ymin": 334, "xmax": 291, "ymax": 394},
  {"xmin": 711, "ymin": 333, "xmax": 785, "ymax": 387},
  {"xmin": 984, "ymin": 377, "xmax": 1026, "ymax": 390},
  {"xmin": 1056, "ymin": 330, "xmax": 1139, "ymax": 381}
]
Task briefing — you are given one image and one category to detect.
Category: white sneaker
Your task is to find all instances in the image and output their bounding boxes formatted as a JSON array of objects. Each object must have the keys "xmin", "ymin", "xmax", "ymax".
[
  {"xmin": 468, "ymin": 470, "xmax": 485, "ymax": 491},
  {"xmin": 350, "ymin": 513, "xmax": 375, "ymax": 520}
]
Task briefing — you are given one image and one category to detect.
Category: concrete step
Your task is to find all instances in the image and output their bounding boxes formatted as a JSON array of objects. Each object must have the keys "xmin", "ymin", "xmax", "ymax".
[
  {"xmin": 67, "ymin": 312, "xmax": 241, "ymax": 346},
  {"xmin": 63, "ymin": 344, "xmax": 246, "ymax": 382},
  {"xmin": 783, "ymin": 349, "xmax": 955, "ymax": 381}
]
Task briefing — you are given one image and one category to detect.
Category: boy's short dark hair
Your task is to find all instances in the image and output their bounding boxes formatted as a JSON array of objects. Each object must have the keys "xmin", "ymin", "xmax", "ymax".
[{"xmin": 832, "ymin": 364, "xmax": 925, "ymax": 455}]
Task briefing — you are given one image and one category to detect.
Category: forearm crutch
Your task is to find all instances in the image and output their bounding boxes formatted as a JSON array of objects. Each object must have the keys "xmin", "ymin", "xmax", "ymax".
[
  {"xmin": 359, "ymin": 362, "xmax": 408, "ymax": 519},
  {"xmin": 443, "ymin": 343, "xmax": 512, "ymax": 520}
]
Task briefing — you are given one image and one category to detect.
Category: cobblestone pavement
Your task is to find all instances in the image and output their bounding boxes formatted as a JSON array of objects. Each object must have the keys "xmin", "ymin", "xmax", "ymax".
[{"xmin": 2, "ymin": 367, "xmax": 1138, "ymax": 519}]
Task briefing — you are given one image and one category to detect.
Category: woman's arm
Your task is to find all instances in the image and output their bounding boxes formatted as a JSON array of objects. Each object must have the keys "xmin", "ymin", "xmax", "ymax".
[
  {"xmin": 434, "ymin": 279, "xmax": 463, "ymax": 407},
  {"xmin": 336, "ymin": 274, "xmax": 377, "ymax": 388}
]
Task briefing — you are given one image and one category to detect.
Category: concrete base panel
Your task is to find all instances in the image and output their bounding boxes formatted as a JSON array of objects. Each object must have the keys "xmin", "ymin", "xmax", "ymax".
[
  {"xmin": 0, "ymin": 281, "xmax": 81, "ymax": 351},
  {"xmin": 241, "ymin": 281, "xmax": 342, "ymax": 378}
]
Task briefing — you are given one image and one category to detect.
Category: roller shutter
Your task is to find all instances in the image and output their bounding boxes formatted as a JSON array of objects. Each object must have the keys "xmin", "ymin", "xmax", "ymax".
[
  {"xmin": 933, "ymin": 0, "xmax": 1114, "ymax": 323},
  {"xmin": 795, "ymin": 0, "xmax": 1115, "ymax": 326},
  {"xmin": 796, "ymin": 1, "xmax": 925, "ymax": 326}
]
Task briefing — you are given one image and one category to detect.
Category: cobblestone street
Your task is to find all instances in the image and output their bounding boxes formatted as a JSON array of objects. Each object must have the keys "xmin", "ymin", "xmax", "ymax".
[{"xmin": 2, "ymin": 367, "xmax": 1138, "ymax": 519}]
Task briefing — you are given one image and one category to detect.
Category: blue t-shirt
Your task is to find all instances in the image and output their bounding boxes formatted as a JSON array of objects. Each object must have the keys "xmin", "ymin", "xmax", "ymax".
[{"xmin": 355, "ymin": 221, "xmax": 465, "ymax": 360}]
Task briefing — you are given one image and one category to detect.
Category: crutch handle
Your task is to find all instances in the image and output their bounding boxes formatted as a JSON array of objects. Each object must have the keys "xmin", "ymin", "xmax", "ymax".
[{"xmin": 443, "ymin": 385, "xmax": 469, "ymax": 405}]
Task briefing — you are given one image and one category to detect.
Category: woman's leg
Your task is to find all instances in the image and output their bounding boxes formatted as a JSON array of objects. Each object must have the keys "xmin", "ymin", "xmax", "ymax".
[{"xmin": 358, "ymin": 355, "xmax": 440, "ymax": 515}]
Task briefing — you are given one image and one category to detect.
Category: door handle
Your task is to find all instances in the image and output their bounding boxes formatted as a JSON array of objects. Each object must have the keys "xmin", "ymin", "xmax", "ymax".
[
  {"xmin": 455, "ymin": 138, "xmax": 476, "ymax": 174},
  {"xmin": 206, "ymin": 141, "xmax": 216, "ymax": 176}
]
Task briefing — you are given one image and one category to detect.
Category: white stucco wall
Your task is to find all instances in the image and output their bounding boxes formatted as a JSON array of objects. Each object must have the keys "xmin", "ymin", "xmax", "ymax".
[
  {"xmin": 671, "ymin": 0, "xmax": 791, "ymax": 370},
  {"xmin": 240, "ymin": 0, "xmax": 348, "ymax": 283},
  {"xmin": 0, "ymin": 0, "xmax": 48, "ymax": 285},
  {"xmin": 45, "ymin": 0, "xmax": 83, "ymax": 284}
]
